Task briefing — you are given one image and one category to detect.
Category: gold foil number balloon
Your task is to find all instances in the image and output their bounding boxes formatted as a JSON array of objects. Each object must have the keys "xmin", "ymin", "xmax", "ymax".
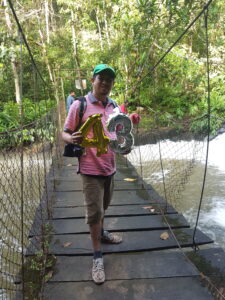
[
  {"xmin": 79, "ymin": 114, "xmax": 110, "ymax": 157},
  {"xmin": 107, "ymin": 113, "xmax": 134, "ymax": 154}
]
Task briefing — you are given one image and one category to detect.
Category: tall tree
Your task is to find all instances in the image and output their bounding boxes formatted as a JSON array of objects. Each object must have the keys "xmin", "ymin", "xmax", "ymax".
[{"xmin": 2, "ymin": 0, "xmax": 21, "ymax": 105}]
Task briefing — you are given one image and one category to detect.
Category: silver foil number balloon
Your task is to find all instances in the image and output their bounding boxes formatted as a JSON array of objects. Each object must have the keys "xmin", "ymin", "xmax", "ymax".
[{"xmin": 107, "ymin": 113, "xmax": 134, "ymax": 154}]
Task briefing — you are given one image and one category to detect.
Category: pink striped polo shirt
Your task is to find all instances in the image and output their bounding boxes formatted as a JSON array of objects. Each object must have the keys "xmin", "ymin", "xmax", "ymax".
[{"xmin": 64, "ymin": 92, "xmax": 117, "ymax": 176}]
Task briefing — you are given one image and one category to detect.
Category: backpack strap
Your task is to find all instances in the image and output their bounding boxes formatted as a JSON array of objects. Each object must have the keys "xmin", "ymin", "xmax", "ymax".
[
  {"xmin": 74, "ymin": 96, "xmax": 87, "ymax": 126},
  {"xmin": 110, "ymin": 99, "xmax": 118, "ymax": 108}
]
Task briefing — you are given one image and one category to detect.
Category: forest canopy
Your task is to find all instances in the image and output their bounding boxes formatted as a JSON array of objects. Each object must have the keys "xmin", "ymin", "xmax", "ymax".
[{"xmin": 0, "ymin": 0, "xmax": 224, "ymax": 134}]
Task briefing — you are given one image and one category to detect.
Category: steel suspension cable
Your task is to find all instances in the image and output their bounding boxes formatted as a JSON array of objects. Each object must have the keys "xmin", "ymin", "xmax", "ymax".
[
  {"xmin": 18, "ymin": 31, "xmax": 25, "ymax": 300},
  {"xmin": 6, "ymin": 0, "xmax": 47, "ymax": 86},
  {"xmin": 152, "ymin": 69, "xmax": 169, "ymax": 209},
  {"xmin": 123, "ymin": 0, "xmax": 213, "ymax": 94},
  {"xmin": 192, "ymin": 7, "xmax": 211, "ymax": 248}
]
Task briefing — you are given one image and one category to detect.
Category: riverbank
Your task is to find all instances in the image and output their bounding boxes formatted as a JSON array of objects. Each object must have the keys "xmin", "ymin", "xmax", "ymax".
[{"xmin": 137, "ymin": 113, "xmax": 225, "ymax": 143}]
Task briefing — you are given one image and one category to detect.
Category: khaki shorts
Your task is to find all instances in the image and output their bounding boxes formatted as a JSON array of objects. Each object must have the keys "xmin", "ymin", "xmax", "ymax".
[{"xmin": 81, "ymin": 174, "xmax": 114, "ymax": 225}]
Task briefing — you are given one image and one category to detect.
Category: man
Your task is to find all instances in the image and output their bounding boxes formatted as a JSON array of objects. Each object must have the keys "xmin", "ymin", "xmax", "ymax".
[
  {"xmin": 62, "ymin": 64, "xmax": 122, "ymax": 284},
  {"xmin": 120, "ymin": 99, "xmax": 129, "ymax": 114},
  {"xmin": 66, "ymin": 90, "xmax": 76, "ymax": 113}
]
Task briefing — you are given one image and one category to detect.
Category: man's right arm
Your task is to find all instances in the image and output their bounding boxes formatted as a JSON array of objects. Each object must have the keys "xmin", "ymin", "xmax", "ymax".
[
  {"xmin": 62, "ymin": 100, "xmax": 83, "ymax": 145},
  {"xmin": 62, "ymin": 131, "xmax": 83, "ymax": 145},
  {"xmin": 62, "ymin": 131, "xmax": 73, "ymax": 144}
]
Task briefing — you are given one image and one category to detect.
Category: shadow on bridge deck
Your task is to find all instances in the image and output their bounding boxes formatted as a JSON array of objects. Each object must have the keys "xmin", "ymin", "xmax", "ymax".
[{"xmin": 41, "ymin": 156, "xmax": 218, "ymax": 300}]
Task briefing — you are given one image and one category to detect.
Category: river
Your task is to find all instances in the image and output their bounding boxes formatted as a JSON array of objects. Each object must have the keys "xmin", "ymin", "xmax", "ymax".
[
  {"xmin": 128, "ymin": 132, "xmax": 225, "ymax": 250},
  {"xmin": 181, "ymin": 133, "xmax": 225, "ymax": 250}
]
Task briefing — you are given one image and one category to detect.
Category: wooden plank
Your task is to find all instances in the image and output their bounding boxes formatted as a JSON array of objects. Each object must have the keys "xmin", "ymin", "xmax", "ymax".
[
  {"xmin": 187, "ymin": 247, "xmax": 225, "ymax": 276},
  {"xmin": 187, "ymin": 247, "xmax": 225, "ymax": 298},
  {"xmin": 61, "ymin": 157, "xmax": 79, "ymax": 166},
  {"xmin": 52, "ymin": 204, "xmax": 176, "ymax": 219},
  {"xmin": 43, "ymin": 228, "xmax": 213, "ymax": 256},
  {"xmin": 52, "ymin": 189, "xmax": 163, "ymax": 208},
  {"xmin": 52, "ymin": 170, "xmax": 138, "ymax": 181},
  {"xmin": 52, "ymin": 191, "xmax": 83, "ymax": 207},
  {"xmin": 49, "ymin": 251, "xmax": 198, "ymax": 282},
  {"xmin": 55, "ymin": 181, "xmax": 82, "ymax": 192},
  {"xmin": 44, "ymin": 277, "xmax": 214, "ymax": 300},
  {"xmin": 114, "ymin": 181, "xmax": 143, "ymax": 190},
  {"xmin": 55, "ymin": 180, "xmax": 144, "ymax": 192},
  {"xmin": 50, "ymin": 214, "xmax": 189, "ymax": 235}
]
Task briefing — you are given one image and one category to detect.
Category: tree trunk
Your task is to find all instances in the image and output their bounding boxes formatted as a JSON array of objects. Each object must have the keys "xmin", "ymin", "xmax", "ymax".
[
  {"xmin": 38, "ymin": 17, "xmax": 60, "ymax": 102},
  {"xmin": 11, "ymin": 60, "xmax": 21, "ymax": 105},
  {"xmin": 71, "ymin": 10, "xmax": 83, "ymax": 95},
  {"xmin": 60, "ymin": 77, "xmax": 65, "ymax": 101},
  {"xmin": 103, "ymin": 0, "xmax": 110, "ymax": 47},
  {"xmin": 95, "ymin": 9, "xmax": 103, "ymax": 50},
  {"xmin": 3, "ymin": 0, "xmax": 22, "ymax": 105},
  {"xmin": 49, "ymin": 0, "xmax": 57, "ymax": 32},
  {"xmin": 123, "ymin": 55, "xmax": 128, "ymax": 98},
  {"xmin": 44, "ymin": 0, "xmax": 50, "ymax": 44},
  {"xmin": 53, "ymin": 70, "xmax": 62, "ymax": 131},
  {"xmin": 38, "ymin": 13, "xmax": 54, "ymax": 83}
]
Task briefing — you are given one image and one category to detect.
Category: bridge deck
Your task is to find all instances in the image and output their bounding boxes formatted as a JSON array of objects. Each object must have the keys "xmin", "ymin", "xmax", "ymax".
[{"xmin": 43, "ymin": 156, "xmax": 215, "ymax": 300}]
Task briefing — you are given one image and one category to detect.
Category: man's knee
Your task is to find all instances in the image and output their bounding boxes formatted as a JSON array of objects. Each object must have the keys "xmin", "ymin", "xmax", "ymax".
[{"xmin": 86, "ymin": 209, "xmax": 103, "ymax": 225}]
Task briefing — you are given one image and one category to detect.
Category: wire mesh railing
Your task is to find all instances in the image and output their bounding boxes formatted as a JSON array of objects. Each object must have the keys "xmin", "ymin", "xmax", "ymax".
[
  {"xmin": 0, "ymin": 0, "xmax": 66, "ymax": 297},
  {"xmin": 127, "ymin": 119, "xmax": 207, "ymax": 208},
  {"xmin": 0, "ymin": 105, "xmax": 64, "ymax": 300}
]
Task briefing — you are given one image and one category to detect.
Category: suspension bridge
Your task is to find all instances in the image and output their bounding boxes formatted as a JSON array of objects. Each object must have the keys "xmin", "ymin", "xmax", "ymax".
[
  {"xmin": 40, "ymin": 154, "xmax": 220, "ymax": 300},
  {"xmin": 1, "ymin": 0, "xmax": 225, "ymax": 299}
]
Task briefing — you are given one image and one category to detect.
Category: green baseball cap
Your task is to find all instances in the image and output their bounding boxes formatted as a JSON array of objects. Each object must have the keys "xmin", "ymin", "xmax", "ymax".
[{"xmin": 93, "ymin": 64, "xmax": 116, "ymax": 78}]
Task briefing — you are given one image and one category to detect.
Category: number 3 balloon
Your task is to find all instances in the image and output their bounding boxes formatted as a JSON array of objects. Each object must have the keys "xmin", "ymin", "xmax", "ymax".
[{"xmin": 107, "ymin": 113, "xmax": 134, "ymax": 154}]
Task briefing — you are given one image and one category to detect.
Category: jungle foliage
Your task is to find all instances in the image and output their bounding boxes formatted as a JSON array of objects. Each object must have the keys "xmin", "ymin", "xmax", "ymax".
[{"xmin": 0, "ymin": 0, "xmax": 224, "ymax": 134}]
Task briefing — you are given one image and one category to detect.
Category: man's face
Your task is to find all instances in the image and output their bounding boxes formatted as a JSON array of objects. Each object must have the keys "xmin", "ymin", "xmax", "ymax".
[
  {"xmin": 71, "ymin": 92, "xmax": 75, "ymax": 97},
  {"xmin": 92, "ymin": 71, "xmax": 114, "ymax": 96}
]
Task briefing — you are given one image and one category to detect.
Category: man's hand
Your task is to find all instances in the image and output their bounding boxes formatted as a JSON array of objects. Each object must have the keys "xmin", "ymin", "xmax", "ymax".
[
  {"xmin": 62, "ymin": 131, "xmax": 83, "ymax": 145},
  {"xmin": 70, "ymin": 132, "xmax": 83, "ymax": 145}
]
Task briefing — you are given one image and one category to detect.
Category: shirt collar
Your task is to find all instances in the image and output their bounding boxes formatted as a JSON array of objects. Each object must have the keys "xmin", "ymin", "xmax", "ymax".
[{"xmin": 88, "ymin": 91, "xmax": 114, "ymax": 106}]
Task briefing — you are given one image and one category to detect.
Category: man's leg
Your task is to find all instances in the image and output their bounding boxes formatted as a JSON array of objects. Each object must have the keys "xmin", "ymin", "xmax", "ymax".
[
  {"xmin": 101, "ymin": 175, "xmax": 122, "ymax": 244},
  {"xmin": 81, "ymin": 175, "xmax": 105, "ymax": 284},
  {"xmin": 90, "ymin": 221, "xmax": 102, "ymax": 252}
]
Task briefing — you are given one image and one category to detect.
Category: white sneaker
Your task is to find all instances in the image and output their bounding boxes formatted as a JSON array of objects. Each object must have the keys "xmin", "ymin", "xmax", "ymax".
[
  {"xmin": 92, "ymin": 257, "xmax": 105, "ymax": 284},
  {"xmin": 101, "ymin": 230, "xmax": 123, "ymax": 244}
]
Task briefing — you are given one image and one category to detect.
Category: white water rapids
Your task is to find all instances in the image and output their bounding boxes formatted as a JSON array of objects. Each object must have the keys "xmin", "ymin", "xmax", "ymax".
[
  {"xmin": 127, "ymin": 132, "xmax": 225, "ymax": 249},
  {"xmin": 183, "ymin": 133, "xmax": 225, "ymax": 249}
]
